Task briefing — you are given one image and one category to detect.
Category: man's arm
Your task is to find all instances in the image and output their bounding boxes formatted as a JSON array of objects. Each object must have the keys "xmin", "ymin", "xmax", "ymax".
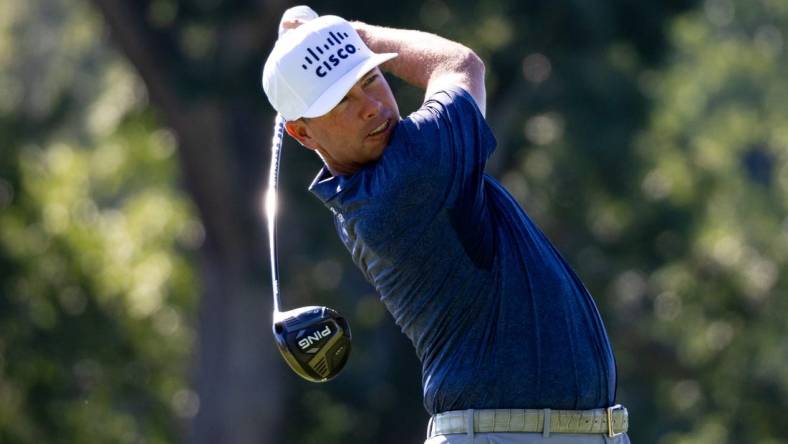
[{"xmin": 353, "ymin": 22, "xmax": 486, "ymax": 116}]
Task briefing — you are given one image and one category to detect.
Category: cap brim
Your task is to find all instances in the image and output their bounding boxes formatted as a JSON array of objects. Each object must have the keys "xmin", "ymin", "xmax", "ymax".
[{"xmin": 300, "ymin": 52, "xmax": 398, "ymax": 119}]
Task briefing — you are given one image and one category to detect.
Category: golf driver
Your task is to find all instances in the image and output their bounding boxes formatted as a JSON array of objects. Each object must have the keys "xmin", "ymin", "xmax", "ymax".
[{"xmin": 265, "ymin": 6, "xmax": 352, "ymax": 383}]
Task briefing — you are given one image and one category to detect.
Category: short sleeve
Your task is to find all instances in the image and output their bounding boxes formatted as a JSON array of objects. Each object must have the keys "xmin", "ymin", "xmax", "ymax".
[
  {"xmin": 401, "ymin": 86, "xmax": 497, "ymax": 208},
  {"xmin": 315, "ymin": 87, "xmax": 498, "ymax": 271},
  {"xmin": 342, "ymin": 87, "xmax": 498, "ymax": 269},
  {"xmin": 390, "ymin": 88, "xmax": 496, "ymax": 217}
]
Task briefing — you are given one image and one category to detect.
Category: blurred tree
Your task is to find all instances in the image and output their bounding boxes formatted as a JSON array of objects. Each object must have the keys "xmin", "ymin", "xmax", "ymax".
[
  {"xmin": 8, "ymin": 0, "xmax": 787, "ymax": 443},
  {"xmin": 627, "ymin": 0, "xmax": 788, "ymax": 442},
  {"xmin": 0, "ymin": 0, "xmax": 198, "ymax": 442},
  {"xmin": 81, "ymin": 0, "xmax": 705, "ymax": 443},
  {"xmin": 85, "ymin": 0, "xmax": 291, "ymax": 442}
]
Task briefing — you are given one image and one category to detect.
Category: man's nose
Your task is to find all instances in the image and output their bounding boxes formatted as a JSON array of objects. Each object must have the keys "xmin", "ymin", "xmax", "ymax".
[{"xmin": 360, "ymin": 94, "xmax": 382, "ymax": 120}]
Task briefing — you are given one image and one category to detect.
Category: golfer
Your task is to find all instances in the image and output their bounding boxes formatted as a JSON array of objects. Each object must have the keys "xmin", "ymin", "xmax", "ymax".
[{"xmin": 263, "ymin": 7, "xmax": 630, "ymax": 443}]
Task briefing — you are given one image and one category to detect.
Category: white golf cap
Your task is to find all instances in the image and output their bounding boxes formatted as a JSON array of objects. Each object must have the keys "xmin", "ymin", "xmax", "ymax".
[{"xmin": 262, "ymin": 15, "xmax": 398, "ymax": 121}]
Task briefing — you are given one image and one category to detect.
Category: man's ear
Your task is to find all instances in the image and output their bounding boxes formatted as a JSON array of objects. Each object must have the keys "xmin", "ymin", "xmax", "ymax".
[{"xmin": 284, "ymin": 120, "xmax": 319, "ymax": 151}]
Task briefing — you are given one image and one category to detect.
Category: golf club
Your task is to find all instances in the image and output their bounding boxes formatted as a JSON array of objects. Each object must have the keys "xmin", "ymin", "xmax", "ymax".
[{"xmin": 265, "ymin": 6, "xmax": 352, "ymax": 383}]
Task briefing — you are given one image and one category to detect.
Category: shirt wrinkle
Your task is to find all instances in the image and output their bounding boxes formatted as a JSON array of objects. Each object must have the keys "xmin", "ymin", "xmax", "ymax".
[{"xmin": 309, "ymin": 86, "xmax": 617, "ymax": 414}]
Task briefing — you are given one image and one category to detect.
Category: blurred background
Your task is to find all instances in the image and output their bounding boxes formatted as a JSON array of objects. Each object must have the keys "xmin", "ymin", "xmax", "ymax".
[{"xmin": 1, "ymin": 0, "xmax": 786, "ymax": 443}]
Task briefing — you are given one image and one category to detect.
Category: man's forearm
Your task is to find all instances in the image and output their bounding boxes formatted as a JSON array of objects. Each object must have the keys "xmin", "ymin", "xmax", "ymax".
[
  {"xmin": 352, "ymin": 22, "xmax": 477, "ymax": 88},
  {"xmin": 353, "ymin": 22, "xmax": 486, "ymax": 114}
]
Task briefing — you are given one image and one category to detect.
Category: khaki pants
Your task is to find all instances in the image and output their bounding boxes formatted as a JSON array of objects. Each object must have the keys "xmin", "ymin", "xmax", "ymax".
[{"xmin": 425, "ymin": 432, "xmax": 631, "ymax": 444}]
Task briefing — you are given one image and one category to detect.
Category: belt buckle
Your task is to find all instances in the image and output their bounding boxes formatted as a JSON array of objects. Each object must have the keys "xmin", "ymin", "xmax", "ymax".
[{"xmin": 606, "ymin": 404, "xmax": 624, "ymax": 438}]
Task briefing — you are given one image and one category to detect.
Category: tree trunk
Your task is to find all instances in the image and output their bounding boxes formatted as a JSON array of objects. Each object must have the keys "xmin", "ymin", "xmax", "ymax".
[{"xmin": 88, "ymin": 1, "xmax": 287, "ymax": 442}]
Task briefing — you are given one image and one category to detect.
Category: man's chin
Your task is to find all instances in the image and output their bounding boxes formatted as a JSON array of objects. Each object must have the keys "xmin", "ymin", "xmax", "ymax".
[{"xmin": 372, "ymin": 138, "xmax": 390, "ymax": 160}]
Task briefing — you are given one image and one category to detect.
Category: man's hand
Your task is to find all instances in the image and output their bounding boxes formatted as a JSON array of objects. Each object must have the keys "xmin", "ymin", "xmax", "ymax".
[{"xmin": 277, "ymin": 5, "xmax": 318, "ymax": 37}]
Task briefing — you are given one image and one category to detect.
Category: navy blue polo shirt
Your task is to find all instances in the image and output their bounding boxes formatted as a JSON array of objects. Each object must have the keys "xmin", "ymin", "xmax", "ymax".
[{"xmin": 309, "ymin": 87, "xmax": 616, "ymax": 415}]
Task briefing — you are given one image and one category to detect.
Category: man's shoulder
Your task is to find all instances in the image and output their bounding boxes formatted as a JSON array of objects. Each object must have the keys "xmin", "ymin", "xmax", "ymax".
[
  {"xmin": 404, "ymin": 86, "xmax": 485, "ymax": 131},
  {"xmin": 420, "ymin": 86, "xmax": 480, "ymax": 112}
]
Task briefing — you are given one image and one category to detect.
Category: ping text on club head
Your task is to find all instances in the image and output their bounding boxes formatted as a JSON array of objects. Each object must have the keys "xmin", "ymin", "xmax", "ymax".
[{"xmin": 297, "ymin": 325, "xmax": 332, "ymax": 350}]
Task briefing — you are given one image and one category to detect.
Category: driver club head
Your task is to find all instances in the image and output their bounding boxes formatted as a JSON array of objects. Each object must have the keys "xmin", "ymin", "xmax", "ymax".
[{"xmin": 273, "ymin": 306, "xmax": 352, "ymax": 382}]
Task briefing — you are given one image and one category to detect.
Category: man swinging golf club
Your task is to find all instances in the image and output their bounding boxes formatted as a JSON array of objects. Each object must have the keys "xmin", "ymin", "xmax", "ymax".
[{"xmin": 263, "ymin": 6, "xmax": 631, "ymax": 443}]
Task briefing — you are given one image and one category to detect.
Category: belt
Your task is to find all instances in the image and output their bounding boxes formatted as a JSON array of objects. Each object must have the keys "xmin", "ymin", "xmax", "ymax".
[{"xmin": 428, "ymin": 405, "xmax": 628, "ymax": 438}]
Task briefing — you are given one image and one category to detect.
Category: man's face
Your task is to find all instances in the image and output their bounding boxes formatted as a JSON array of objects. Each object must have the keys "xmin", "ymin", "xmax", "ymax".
[{"xmin": 285, "ymin": 67, "xmax": 400, "ymax": 176}]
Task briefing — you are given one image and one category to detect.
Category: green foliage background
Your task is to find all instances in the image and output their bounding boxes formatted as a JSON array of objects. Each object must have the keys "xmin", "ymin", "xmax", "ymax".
[
  {"xmin": 1, "ymin": 0, "xmax": 786, "ymax": 443},
  {"xmin": 0, "ymin": 1, "xmax": 199, "ymax": 442}
]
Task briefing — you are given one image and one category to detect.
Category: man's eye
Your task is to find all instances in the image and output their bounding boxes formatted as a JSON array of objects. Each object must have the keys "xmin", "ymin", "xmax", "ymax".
[{"xmin": 364, "ymin": 74, "xmax": 378, "ymax": 86}]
